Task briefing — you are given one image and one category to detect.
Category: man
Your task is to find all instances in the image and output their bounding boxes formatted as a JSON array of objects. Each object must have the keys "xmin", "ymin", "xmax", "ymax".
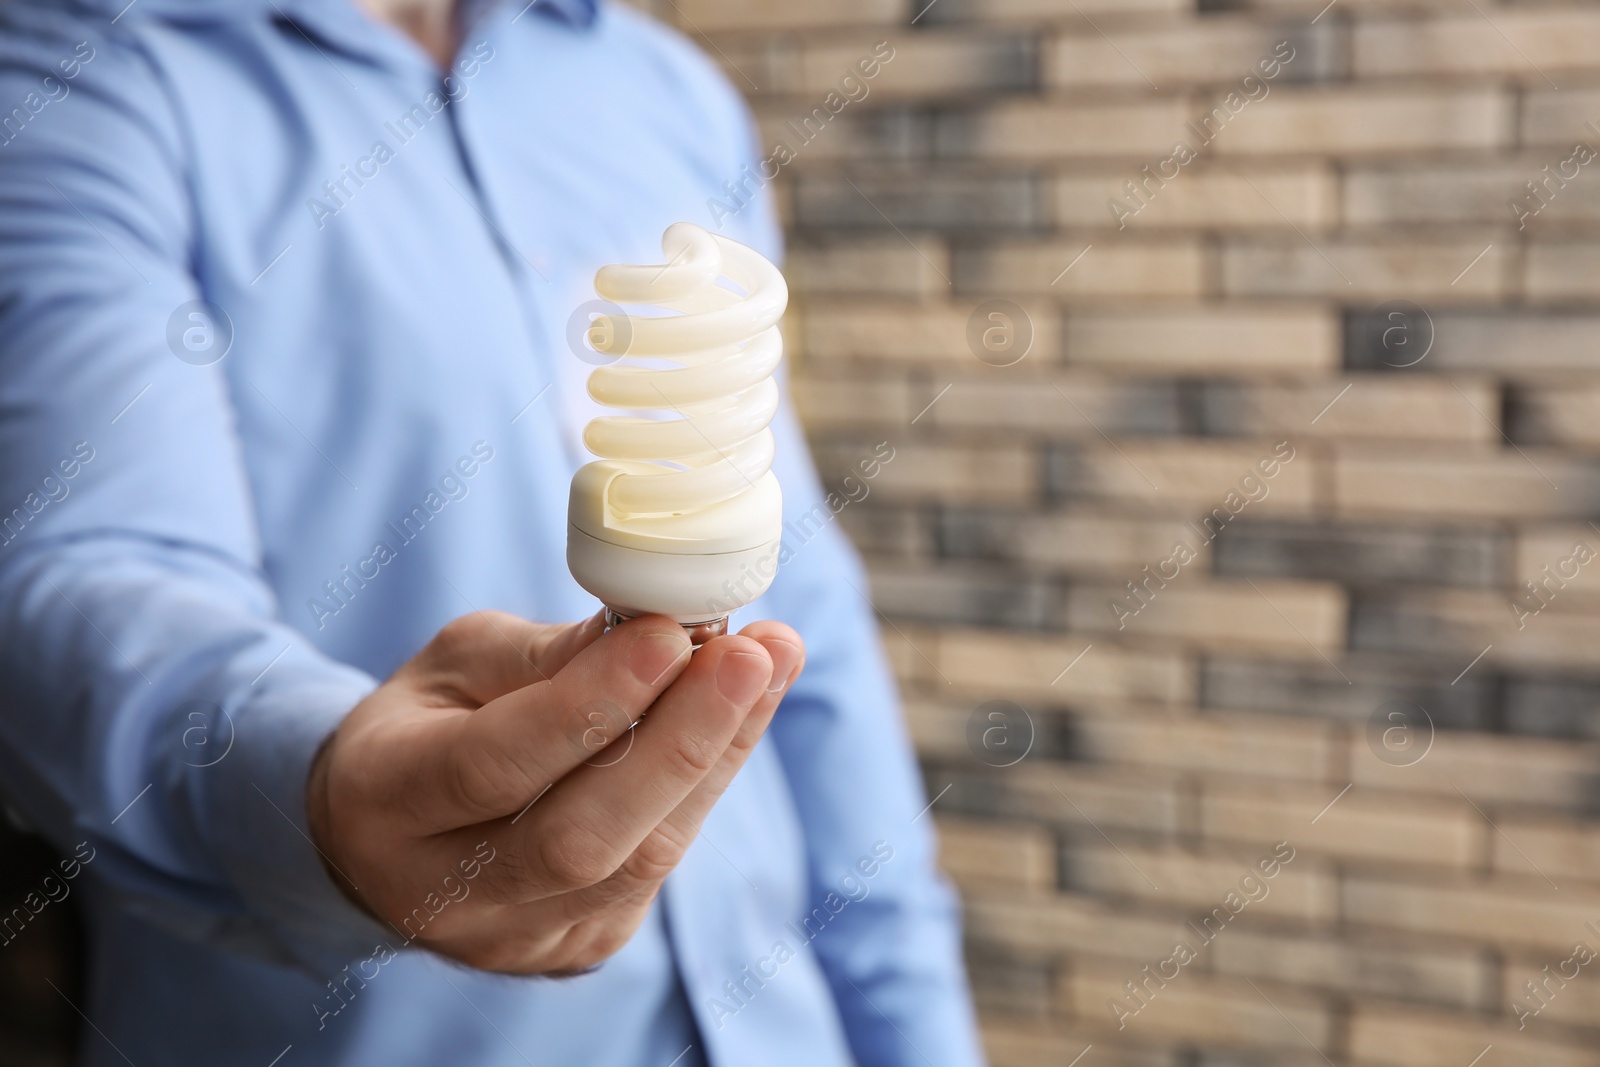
[{"xmin": 0, "ymin": 0, "xmax": 984, "ymax": 1064}]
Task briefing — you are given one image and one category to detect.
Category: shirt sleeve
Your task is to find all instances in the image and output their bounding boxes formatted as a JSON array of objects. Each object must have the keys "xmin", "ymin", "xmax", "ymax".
[
  {"xmin": 717, "ymin": 107, "xmax": 989, "ymax": 1067},
  {"xmin": 0, "ymin": 18, "xmax": 392, "ymax": 975}
]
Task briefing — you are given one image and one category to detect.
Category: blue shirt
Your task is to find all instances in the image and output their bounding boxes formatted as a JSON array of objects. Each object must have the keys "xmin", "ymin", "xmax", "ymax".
[{"xmin": 0, "ymin": 1, "xmax": 984, "ymax": 1064}]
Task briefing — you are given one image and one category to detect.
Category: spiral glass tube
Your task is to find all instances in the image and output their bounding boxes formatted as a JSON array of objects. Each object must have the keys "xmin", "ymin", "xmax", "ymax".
[
  {"xmin": 583, "ymin": 222, "xmax": 786, "ymax": 522},
  {"xmin": 566, "ymin": 223, "xmax": 788, "ymax": 632}
]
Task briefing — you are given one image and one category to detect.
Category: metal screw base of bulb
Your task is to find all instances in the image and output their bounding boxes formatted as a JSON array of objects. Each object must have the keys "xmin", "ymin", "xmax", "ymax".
[{"xmin": 604, "ymin": 607, "xmax": 728, "ymax": 647}]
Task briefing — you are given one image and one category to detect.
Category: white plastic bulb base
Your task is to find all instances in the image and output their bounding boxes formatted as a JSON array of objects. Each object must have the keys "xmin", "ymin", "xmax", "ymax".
[{"xmin": 567, "ymin": 460, "xmax": 783, "ymax": 627}]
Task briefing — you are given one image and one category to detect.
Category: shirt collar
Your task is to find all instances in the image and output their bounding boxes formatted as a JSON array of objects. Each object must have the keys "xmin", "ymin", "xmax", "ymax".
[
  {"xmin": 492, "ymin": 0, "xmax": 598, "ymax": 28},
  {"xmin": 63, "ymin": 0, "xmax": 599, "ymax": 32},
  {"xmin": 292, "ymin": 0, "xmax": 604, "ymax": 78}
]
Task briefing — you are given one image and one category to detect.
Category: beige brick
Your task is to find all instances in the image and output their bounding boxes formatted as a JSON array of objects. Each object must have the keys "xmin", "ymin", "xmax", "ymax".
[
  {"xmin": 1066, "ymin": 579, "xmax": 1347, "ymax": 658},
  {"xmin": 1212, "ymin": 929, "xmax": 1494, "ymax": 1010},
  {"xmin": 1352, "ymin": 729, "xmax": 1600, "ymax": 812},
  {"xmin": 800, "ymin": 300, "xmax": 1061, "ymax": 365},
  {"xmin": 1514, "ymin": 525, "xmax": 1600, "ymax": 605},
  {"xmin": 1065, "ymin": 965, "xmax": 1334, "ymax": 1053},
  {"xmin": 936, "ymin": 815, "xmax": 1056, "ymax": 890},
  {"xmin": 1527, "ymin": 244, "xmax": 1600, "ymax": 303},
  {"xmin": 1046, "ymin": 17, "xmax": 1301, "ymax": 89},
  {"xmin": 1215, "ymin": 378, "xmax": 1501, "ymax": 444},
  {"xmin": 1505, "ymin": 949, "xmax": 1600, "ymax": 1028},
  {"xmin": 980, "ymin": 1018, "xmax": 1174, "ymax": 1067},
  {"xmin": 847, "ymin": 441, "xmax": 1037, "ymax": 504},
  {"xmin": 1349, "ymin": 1003, "xmax": 1598, "ymax": 1067},
  {"xmin": 1201, "ymin": 782, "xmax": 1483, "ymax": 868},
  {"xmin": 900, "ymin": 695, "xmax": 970, "ymax": 760},
  {"xmin": 698, "ymin": 40, "xmax": 788, "ymax": 97},
  {"xmin": 1212, "ymin": 87, "xmax": 1511, "ymax": 156},
  {"xmin": 1523, "ymin": 88, "xmax": 1600, "ymax": 147},
  {"xmin": 984, "ymin": 511, "xmax": 1217, "ymax": 576},
  {"xmin": 771, "ymin": 178, "xmax": 794, "ymax": 230},
  {"xmin": 676, "ymin": 0, "xmax": 905, "ymax": 32},
  {"xmin": 955, "ymin": 239, "xmax": 1204, "ymax": 299},
  {"xmin": 965, "ymin": 889, "xmax": 1188, "ymax": 962},
  {"xmin": 1074, "ymin": 710, "xmax": 1340, "ymax": 783},
  {"xmin": 1057, "ymin": 165, "xmax": 1339, "ymax": 232},
  {"xmin": 799, "ymin": 33, "xmax": 1031, "ymax": 98},
  {"xmin": 1493, "ymin": 817, "xmax": 1600, "ymax": 886},
  {"xmin": 938, "ymin": 99, "xmax": 1192, "ymax": 160},
  {"xmin": 791, "ymin": 374, "xmax": 913, "ymax": 428},
  {"xmin": 1063, "ymin": 306, "xmax": 1338, "ymax": 374},
  {"xmin": 1222, "ymin": 236, "xmax": 1509, "ymax": 299},
  {"xmin": 936, "ymin": 628, "xmax": 1193, "ymax": 705},
  {"xmin": 1343, "ymin": 873, "xmax": 1600, "ymax": 953},
  {"xmin": 1333, "ymin": 445, "xmax": 1600, "ymax": 520},
  {"xmin": 878, "ymin": 620, "xmax": 939, "ymax": 688},
  {"xmin": 1346, "ymin": 161, "xmax": 1600, "ymax": 229},
  {"xmin": 1064, "ymin": 841, "xmax": 1337, "ymax": 923},
  {"xmin": 928, "ymin": 373, "xmax": 1175, "ymax": 435},
  {"xmin": 1058, "ymin": 440, "xmax": 1319, "ymax": 515},
  {"xmin": 1356, "ymin": 11, "xmax": 1600, "ymax": 78},
  {"xmin": 786, "ymin": 238, "xmax": 950, "ymax": 299}
]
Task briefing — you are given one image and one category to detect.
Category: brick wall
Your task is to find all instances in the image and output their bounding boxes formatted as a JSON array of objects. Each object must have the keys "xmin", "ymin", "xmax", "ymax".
[{"xmin": 650, "ymin": 1, "xmax": 1600, "ymax": 1063}]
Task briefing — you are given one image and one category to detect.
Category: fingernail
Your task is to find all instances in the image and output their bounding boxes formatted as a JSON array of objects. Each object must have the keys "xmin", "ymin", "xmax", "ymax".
[
  {"xmin": 765, "ymin": 640, "xmax": 803, "ymax": 694},
  {"xmin": 631, "ymin": 631, "xmax": 691, "ymax": 686},
  {"xmin": 717, "ymin": 650, "xmax": 773, "ymax": 705}
]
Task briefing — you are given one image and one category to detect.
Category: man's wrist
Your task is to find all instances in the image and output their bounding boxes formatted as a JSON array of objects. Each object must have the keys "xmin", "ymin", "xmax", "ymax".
[{"xmin": 304, "ymin": 730, "xmax": 376, "ymax": 921}]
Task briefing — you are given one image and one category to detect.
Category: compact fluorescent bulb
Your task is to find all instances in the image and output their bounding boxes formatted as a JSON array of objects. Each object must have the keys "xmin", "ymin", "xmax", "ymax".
[{"xmin": 566, "ymin": 223, "xmax": 788, "ymax": 643}]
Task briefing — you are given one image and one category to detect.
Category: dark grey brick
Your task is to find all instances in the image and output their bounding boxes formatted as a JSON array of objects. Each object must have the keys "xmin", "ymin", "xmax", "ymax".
[
  {"xmin": 1505, "ymin": 675, "xmax": 1600, "ymax": 740},
  {"xmin": 926, "ymin": 764, "xmax": 1017, "ymax": 823},
  {"xmin": 1102, "ymin": 379, "xmax": 1188, "ymax": 436},
  {"xmin": 922, "ymin": 743, "xmax": 1098, "ymax": 823},
  {"xmin": 1506, "ymin": 386, "xmax": 1551, "ymax": 446},
  {"xmin": 1195, "ymin": 1052, "xmax": 1278, "ymax": 1067},
  {"xmin": 782, "ymin": 107, "xmax": 933, "ymax": 164},
  {"xmin": 1201, "ymin": 656, "xmax": 1491, "ymax": 731},
  {"xmin": 836, "ymin": 505, "xmax": 930, "ymax": 559},
  {"xmin": 1348, "ymin": 596, "xmax": 1481, "ymax": 660},
  {"xmin": 811, "ymin": 438, "xmax": 898, "ymax": 487},
  {"xmin": 1041, "ymin": 443, "xmax": 1089, "ymax": 503},
  {"xmin": 1042, "ymin": 442, "xmax": 1178, "ymax": 503},
  {"xmin": 936, "ymin": 508, "xmax": 1026, "ymax": 561},
  {"xmin": 1212, "ymin": 520, "xmax": 1506, "ymax": 589},
  {"xmin": 1504, "ymin": 384, "xmax": 1600, "ymax": 447},
  {"xmin": 866, "ymin": 560, "xmax": 1064, "ymax": 630},
  {"xmin": 1197, "ymin": 379, "xmax": 1248, "ymax": 435},
  {"xmin": 794, "ymin": 169, "xmax": 1045, "ymax": 231},
  {"xmin": 1345, "ymin": 310, "xmax": 1600, "ymax": 376},
  {"xmin": 897, "ymin": 31, "xmax": 1039, "ymax": 93},
  {"xmin": 963, "ymin": 947, "xmax": 1055, "ymax": 1018}
]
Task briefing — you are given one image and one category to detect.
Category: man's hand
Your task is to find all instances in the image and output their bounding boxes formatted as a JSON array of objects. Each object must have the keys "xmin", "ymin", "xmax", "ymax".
[{"xmin": 306, "ymin": 610, "xmax": 804, "ymax": 975}]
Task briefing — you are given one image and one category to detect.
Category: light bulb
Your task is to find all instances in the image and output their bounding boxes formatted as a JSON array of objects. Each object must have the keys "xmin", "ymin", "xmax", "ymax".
[{"xmin": 566, "ymin": 222, "xmax": 788, "ymax": 644}]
